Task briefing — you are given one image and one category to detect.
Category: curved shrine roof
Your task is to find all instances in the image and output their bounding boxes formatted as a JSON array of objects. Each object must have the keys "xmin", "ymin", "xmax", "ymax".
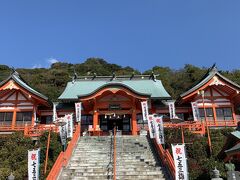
[
  {"xmin": 180, "ymin": 66, "xmax": 240, "ymax": 98},
  {"xmin": 58, "ymin": 76, "xmax": 171, "ymax": 101},
  {"xmin": 0, "ymin": 71, "xmax": 49, "ymax": 101}
]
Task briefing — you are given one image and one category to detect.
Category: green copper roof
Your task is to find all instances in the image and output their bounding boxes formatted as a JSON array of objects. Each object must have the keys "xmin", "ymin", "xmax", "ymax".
[
  {"xmin": 58, "ymin": 79, "xmax": 171, "ymax": 100},
  {"xmin": 180, "ymin": 66, "xmax": 240, "ymax": 98},
  {"xmin": 0, "ymin": 71, "xmax": 49, "ymax": 101}
]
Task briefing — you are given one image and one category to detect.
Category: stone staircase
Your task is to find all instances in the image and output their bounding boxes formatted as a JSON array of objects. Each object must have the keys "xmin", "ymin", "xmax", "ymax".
[{"xmin": 58, "ymin": 135, "xmax": 167, "ymax": 180}]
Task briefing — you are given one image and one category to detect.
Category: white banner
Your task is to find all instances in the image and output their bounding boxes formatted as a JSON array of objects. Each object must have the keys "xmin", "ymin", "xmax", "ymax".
[
  {"xmin": 33, "ymin": 107, "xmax": 37, "ymax": 126},
  {"xmin": 28, "ymin": 148, "xmax": 40, "ymax": 180},
  {"xmin": 154, "ymin": 116, "xmax": 165, "ymax": 144},
  {"xmin": 141, "ymin": 101, "xmax": 149, "ymax": 121},
  {"xmin": 66, "ymin": 114, "xmax": 73, "ymax": 138},
  {"xmin": 172, "ymin": 144, "xmax": 188, "ymax": 180},
  {"xmin": 148, "ymin": 114, "xmax": 155, "ymax": 138},
  {"xmin": 53, "ymin": 103, "xmax": 57, "ymax": 123},
  {"xmin": 168, "ymin": 102, "xmax": 176, "ymax": 119},
  {"xmin": 75, "ymin": 102, "xmax": 82, "ymax": 122},
  {"xmin": 59, "ymin": 120, "xmax": 67, "ymax": 146},
  {"xmin": 191, "ymin": 102, "xmax": 200, "ymax": 121}
]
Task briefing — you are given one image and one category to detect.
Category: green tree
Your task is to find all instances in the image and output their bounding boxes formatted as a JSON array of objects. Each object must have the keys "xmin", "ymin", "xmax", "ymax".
[{"xmin": 0, "ymin": 131, "xmax": 62, "ymax": 180}]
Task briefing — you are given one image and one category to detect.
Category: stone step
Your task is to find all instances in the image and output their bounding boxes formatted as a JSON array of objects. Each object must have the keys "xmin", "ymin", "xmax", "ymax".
[
  {"xmin": 58, "ymin": 136, "xmax": 166, "ymax": 180},
  {"xmin": 63, "ymin": 171, "xmax": 164, "ymax": 177},
  {"xmin": 60, "ymin": 174, "xmax": 165, "ymax": 180},
  {"xmin": 62, "ymin": 171, "xmax": 164, "ymax": 176},
  {"xmin": 68, "ymin": 163, "xmax": 158, "ymax": 168},
  {"xmin": 71, "ymin": 156, "xmax": 154, "ymax": 160},
  {"xmin": 66, "ymin": 166, "xmax": 162, "ymax": 172},
  {"xmin": 70, "ymin": 158, "xmax": 156, "ymax": 162}
]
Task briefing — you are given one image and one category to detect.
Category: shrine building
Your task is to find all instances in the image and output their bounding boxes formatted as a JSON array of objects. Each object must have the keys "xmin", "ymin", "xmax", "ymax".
[
  {"xmin": 176, "ymin": 66, "xmax": 240, "ymax": 127},
  {"xmin": 0, "ymin": 71, "xmax": 51, "ymax": 131},
  {"xmin": 58, "ymin": 74, "xmax": 171, "ymax": 135}
]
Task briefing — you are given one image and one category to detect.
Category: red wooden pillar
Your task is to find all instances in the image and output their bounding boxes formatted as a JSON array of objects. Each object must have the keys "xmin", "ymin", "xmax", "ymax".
[
  {"xmin": 212, "ymin": 104, "xmax": 217, "ymax": 126},
  {"xmin": 93, "ymin": 98, "xmax": 99, "ymax": 132},
  {"xmin": 93, "ymin": 110, "xmax": 98, "ymax": 130},
  {"xmin": 31, "ymin": 106, "xmax": 36, "ymax": 127},
  {"xmin": 210, "ymin": 88, "xmax": 217, "ymax": 126},
  {"xmin": 11, "ymin": 109, "xmax": 17, "ymax": 129},
  {"xmin": 132, "ymin": 108, "xmax": 138, "ymax": 135},
  {"xmin": 12, "ymin": 91, "xmax": 18, "ymax": 129},
  {"xmin": 232, "ymin": 105, "xmax": 237, "ymax": 125}
]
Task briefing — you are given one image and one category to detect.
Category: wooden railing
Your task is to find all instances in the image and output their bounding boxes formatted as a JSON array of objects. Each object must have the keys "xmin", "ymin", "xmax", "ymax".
[
  {"xmin": 24, "ymin": 124, "xmax": 59, "ymax": 137},
  {"xmin": 163, "ymin": 120, "xmax": 239, "ymax": 135},
  {"xmin": 164, "ymin": 122, "xmax": 205, "ymax": 135},
  {"xmin": 0, "ymin": 120, "xmax": 238, "ymax": 137},
  {"xmin": 46, "ymin": 124, "xmax": 81, "ymax": 180},
  {"xmin": 0, "ymin": 125, "xmax": 26, "ymax": 131},
  {"xmin": 206, "ymin": 120, "xmax": 238, "ymax": 127},
  {"xmin": 152, "ymin": 138, "xmax": 175, "ymax": 179}
]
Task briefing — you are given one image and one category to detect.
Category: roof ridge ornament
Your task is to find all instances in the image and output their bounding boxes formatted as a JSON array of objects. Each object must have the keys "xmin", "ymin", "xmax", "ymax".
[
  {"xmin": 210, "ymin": 63, "xmax": 218, "ymax": 73},
  {"xmin": 92, "ymin": 73, "xmax": 97, "ymax": 80},
  {"xmin": 130, "ymin": 72, "xmax": 135, "ymax": 80},
  {"xmin": 10, "ymin": 67, "xmax": 19, "ymax": 77},
  {"xmin": 111, "ymin": 72, "xmax": 116, "ymax": 81},
  {"xmin": 149, "ymin": 71, "xmax": 157, "ymax": 81},
  {"xmin": 72, "ymin": 68, "xmax": 78, "ymax": 84}
]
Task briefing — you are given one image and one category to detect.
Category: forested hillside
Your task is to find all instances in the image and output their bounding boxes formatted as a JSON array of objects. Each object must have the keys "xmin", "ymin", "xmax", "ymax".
[{"xmin": 1, "ymin": 58, "xmax": 240, "ymax": 101}]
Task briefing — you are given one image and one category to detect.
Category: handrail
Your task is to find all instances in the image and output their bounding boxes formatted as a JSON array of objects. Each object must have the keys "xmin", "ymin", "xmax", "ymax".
[
  {"xmin": 46, "ymin": 152, "xmax": 64, "ymax": 179},
  {"xmin": 63, "ymin": 124, "xmax": 80, "ymax": 166},
  {"xmin": 47, "ymin": 124, "xmax": 81, "ymax": 180},
  {"xmin": 113, "ymin": 127, "xmax": 116, "ymax": 180},
  {"xmin": 153, "ymin": 138, "xmax": 175, "ymax": 179}
]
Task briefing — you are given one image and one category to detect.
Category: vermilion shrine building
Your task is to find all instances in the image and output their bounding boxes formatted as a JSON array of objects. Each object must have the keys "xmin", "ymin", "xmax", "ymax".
[
  {"xmin": 0, "ymin": 66, "xmax": 240, "ymax": 135},
  {"xmin": 58, "ymin": 74, "xmax": 171, "ymax": 135},
  {"xmin": 177, "ymin": 66, "xmax": 240, "ymax": 126},
  {"xmin": 0, "ymin": 71, "xmax": 51, "ymax": 131}
]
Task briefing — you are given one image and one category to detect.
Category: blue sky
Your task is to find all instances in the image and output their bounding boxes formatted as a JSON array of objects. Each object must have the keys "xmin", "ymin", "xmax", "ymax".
[{"xmin": 0, "ymin": 1, "xmax": 239, "ymax": 72}]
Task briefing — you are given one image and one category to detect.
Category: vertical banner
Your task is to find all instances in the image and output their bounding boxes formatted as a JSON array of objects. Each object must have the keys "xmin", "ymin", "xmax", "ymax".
[
  {"xmin": 28, "ymin": 148, "xmax": 40, "ymax": 180},
  {"xmin": 66, "ymin": 114, "xmax": 73, "ymax": 138},
  {"xmin": 191, "ymin": 102, "xmax": 200, "ymax": 121},
  {"xmin": 59, "ymin": 121, "xmax": 67, "ymax": 146},
  {"xmin": 33, "ymin": 107, "xmax": 37, "ymax": 126},
  {"xmin": 53, "ymin": 102, "xmax": 57, "ymax": 123},
  {"xmin": 75, "ymin": 102, "xmax": 82, "ymax": 122},
  {"xmin": 141, "ymin": 101, "xmax": 149, "ymax": 121},
  {"xmin": 148, "ymin": 114, "xmax": 155, "ymax": 138},
  {"xmin": 154, "ymin": 116, "xmax": 165, "ymax": 144},
  {"xmin": 168, "ymin": 101, "xmax": 176, "ymax": 119},
  {"xmin": 172, "ymin": 144, "xmax": 188, "ymax": 180}
]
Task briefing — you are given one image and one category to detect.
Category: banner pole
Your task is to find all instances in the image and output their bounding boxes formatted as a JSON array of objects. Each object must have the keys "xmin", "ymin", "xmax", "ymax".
[
  {"xmin": 44, "ymin": 129, "xmax": 51, "ymax": 175},
  {"xmin": 181, "ymin": 125, "xmax": 185, "ymax": 144}
]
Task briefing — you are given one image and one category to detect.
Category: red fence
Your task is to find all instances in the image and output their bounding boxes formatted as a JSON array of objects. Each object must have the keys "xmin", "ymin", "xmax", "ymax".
[
  {"xmin": 0, "ymin": 120, "xmax": 238, "ymax": 137},
  {"xmin": 24, "ymin": 124, "xmax": 59, "ymax": 137},
  {"xmin": 164, "ymin": 122, "xmax": 205, "ymax": 135},
  {"xmin": 0, "ymin": 125, "xmax": 26, "ymax": 131},
  {"xmin": 46, "ymin": 124, "xmax": 80, "ymax": 180}
]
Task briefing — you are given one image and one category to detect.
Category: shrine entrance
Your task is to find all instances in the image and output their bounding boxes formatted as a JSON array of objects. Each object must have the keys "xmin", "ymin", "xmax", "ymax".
[
  {"xmin": 99, "ymin": 114, "xmax": 131, "ymax": 133},
  {"xmin": 80, "ymin": 85, "xmax": 148, "ymax": 135}
]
